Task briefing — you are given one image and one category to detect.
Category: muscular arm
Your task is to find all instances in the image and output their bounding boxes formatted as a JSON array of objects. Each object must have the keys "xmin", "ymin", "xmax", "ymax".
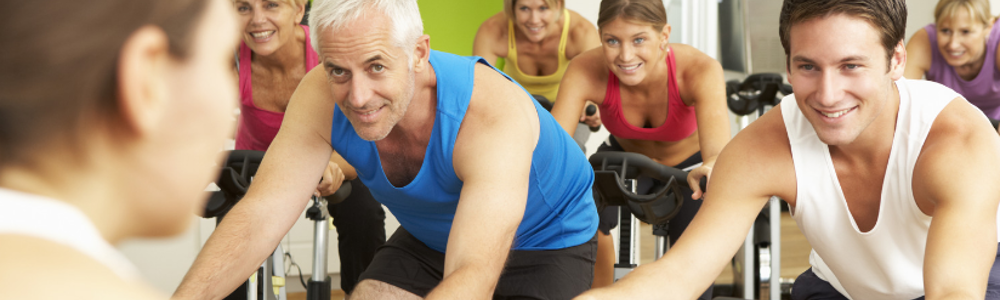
[
  {"xmin": 552, "ymin": 49, "xmax": 603, "ymax": 135},
  {"xmin": 678, "ymin": 46, "xmax": 732, "ymax": 197},
  {"xmin": 174, "ymin": 67, "xmax": 340, "ymax": 300},
  {"xmin": 565, "ymin": 10, "xmax": 601, "ymax": 60},
  {"xmin": 905, "ymin": 29, "xmax": 932, "ymax": 80},
  {"xmin": 473, "ymin": 13, "xmax": 507, "ymax": 66},
  {"xmin": 914, "ymin": 98, "xmax": 1000, "ymax": 300},
  {"xmin": 424, "ymin": 64, "xmax": 538, "ymax": 300},
  {"xmin": 576, "ymin": 106, "xmax": 794, "ymax": 300}
]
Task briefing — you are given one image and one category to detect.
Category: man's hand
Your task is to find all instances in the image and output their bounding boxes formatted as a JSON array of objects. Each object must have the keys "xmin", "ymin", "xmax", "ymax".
[
  {"xmin": 315, "ymin": 161, "xmax": 345, "ymax": 197},
  {"xmin": 687, "ymin": 165, "xmax": 712, "ymax": 200}
]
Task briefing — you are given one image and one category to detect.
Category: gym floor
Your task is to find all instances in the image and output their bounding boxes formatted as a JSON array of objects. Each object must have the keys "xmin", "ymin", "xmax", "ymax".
[{"xmin": 287, "ymin": 212, "xmax": 811, "ymax": 300}]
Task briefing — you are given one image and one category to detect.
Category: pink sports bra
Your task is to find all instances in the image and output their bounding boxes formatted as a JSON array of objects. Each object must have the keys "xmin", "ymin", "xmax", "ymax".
[{"xmin": 598, "ymin": 47, "xmax": 697, "ymax": 142}]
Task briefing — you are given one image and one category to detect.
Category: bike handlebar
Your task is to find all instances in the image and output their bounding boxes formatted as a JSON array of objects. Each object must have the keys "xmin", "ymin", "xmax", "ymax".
[
  {"xmin": 589, "ymin": 151, "xmax": 707, "ymax": 225},
  {"xmin": 204, "ymin": 150, "xmax": 351, "ymax": 219},
  {"xmin": 589, "ymin": 151, "xmax": 706, "ymax": 190}
]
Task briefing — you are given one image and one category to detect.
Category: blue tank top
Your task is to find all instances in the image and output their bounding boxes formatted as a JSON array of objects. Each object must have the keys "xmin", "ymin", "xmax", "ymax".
[{"xmin": 330, "ymin": 50, "xmax": 597, "ymax": 252}]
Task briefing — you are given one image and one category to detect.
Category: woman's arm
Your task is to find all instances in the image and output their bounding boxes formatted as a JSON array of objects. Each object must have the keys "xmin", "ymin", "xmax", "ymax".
[
  {"xmin": 552, "ymin": 49, "xmax": 604, "ymax": 135},
  {"xmin": 677, "ymin": 45, "xmax": 731, "ymax": 199},
  {"xmin": 905, "ymin": 28, "xmax": 932, "ymax": 80},
  {"xmin": 473, "ymin": 12, "xmax": 508, "ymax": 66},
  {"xmin": 565, "ymin": 10, "xmax": 601, "ymax": 60}
]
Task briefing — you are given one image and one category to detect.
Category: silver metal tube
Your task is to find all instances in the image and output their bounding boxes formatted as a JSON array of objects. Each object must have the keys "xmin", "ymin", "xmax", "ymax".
[
  {"xmin": 273, "ymin": 244, "xmax": 286, "ymax": 300},
  {"xmin": 311, "ymin": 198, "xmax": 329, "ymax": 282},
  {"xmin": 740, "ymin": 225, "xmax": 755, "ymax": 299},
  {"xmin": 654, "ymin": 236, "xmax": 669, "ymax": 260},
  {"xmin": 248, "ymin": 264, "xmax": 261, "ymax": 300},
  {"xmin": 769, "ymin": 196, "xmax": 782, "ymax": 300}
]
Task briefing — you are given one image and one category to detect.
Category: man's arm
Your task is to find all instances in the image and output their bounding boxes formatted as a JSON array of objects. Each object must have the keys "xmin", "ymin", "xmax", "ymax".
[
  {"xmin": 577, "ymin": 105, "xmax": 795, "ymax": 300},
  {"xmin": 904, "ymin": 29, "xmax": 932, "ymax": 80},
  {"xmin": 423, "ymin": 64, "xmax": 539, "ymax": 299},
  {"xmin": 914, "ymin": 98, "xmax": 1000, "ymax": 300},
  {"xmin": 173, "ymin": 67, "xmax": 340, "ymax": 300}
]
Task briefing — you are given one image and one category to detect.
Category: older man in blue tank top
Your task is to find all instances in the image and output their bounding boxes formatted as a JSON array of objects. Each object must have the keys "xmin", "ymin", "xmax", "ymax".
[{"xmin": 173, "ymin": 0, "xmax": 599, "ymax": 299}]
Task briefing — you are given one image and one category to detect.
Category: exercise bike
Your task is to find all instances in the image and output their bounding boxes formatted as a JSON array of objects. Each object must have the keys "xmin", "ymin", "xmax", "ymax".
[
  {"xmin": 725, "ymin": 73, "xmax": 793, "ymax": 300},
  {"xmin": 589, "ymin": 151, "xmax": 706, "ymax": 280},
  {"xmin": 203, "ymin": 150, "xmax": 349, "ymax": 300}
]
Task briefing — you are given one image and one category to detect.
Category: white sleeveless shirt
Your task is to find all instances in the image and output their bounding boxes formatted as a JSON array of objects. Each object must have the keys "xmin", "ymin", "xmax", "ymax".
[
  {"xmin": 0, "ymin": 188, "xmax": 140, "ymax": 280},
  {"xmin": 783, "ymin": 79, "xmax": 1000, "ymax": 299}
]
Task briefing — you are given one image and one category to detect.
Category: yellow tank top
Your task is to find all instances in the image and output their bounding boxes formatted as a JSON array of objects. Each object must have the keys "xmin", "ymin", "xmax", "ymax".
[{"xmin": 503, "ymin": 9, "xmax": 571, "ymax": 101}]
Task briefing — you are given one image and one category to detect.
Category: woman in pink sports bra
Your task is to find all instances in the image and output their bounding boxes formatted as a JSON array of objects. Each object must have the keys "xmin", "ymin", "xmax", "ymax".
[
  {"xmin": 550, "ymin": 0, "xmax": 730, "ymax": 294},
  {"xmin": 231, "ymin": 0, "xmax": 385, "ymax": 296}
]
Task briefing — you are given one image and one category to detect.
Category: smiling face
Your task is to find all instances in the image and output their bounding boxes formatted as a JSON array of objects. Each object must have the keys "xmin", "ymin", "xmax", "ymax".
[
  {"xmin": 600, "ymin": 17, "xmax": 669, "ymax": 86},
  {"xmin": 513, "ymin": 0, "xmax": 561, "ymax": 43},
  {"xmin": 787, "ymin": 13, "xmax": 905, "ymax": 146},
  {"xmin": 936, "ymin": 7, "xmax": 992, "ymax": 70},
  {"xmin": 318, "ymin": 13, "xmax": 418, "ymax": 141},
  {"xmin": 234, "ymin": 0, "xmax": 304, "ymax": 56}
]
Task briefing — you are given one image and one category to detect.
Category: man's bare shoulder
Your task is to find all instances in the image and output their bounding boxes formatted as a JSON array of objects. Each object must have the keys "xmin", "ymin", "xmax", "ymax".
[
  {"xmin": 716, "ymin": 105, "xmax": 797, "ymax": 202},
  {"xmin": 0, "ymin": 235, "xmax": 165, "ymax": 300},
  {"xmin": 923, "ymin": 96, "xmax": 1000, "ymax": 157},
  {"xmin": 468, "ymin": 63, "xmax": 537, "ymax": 119}
]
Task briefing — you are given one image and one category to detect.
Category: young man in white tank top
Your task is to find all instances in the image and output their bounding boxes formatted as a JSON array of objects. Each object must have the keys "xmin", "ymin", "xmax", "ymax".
[{"xmin": 575, "ymin": 1, "xmax": 1000, "ymax": 299}]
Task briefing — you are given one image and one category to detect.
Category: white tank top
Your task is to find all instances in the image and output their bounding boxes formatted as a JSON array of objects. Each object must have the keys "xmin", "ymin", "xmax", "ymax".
[
  {"xmin": 0, "ymin": 188, "xmax": 140, "ymax": 280},
  {"xmin": 783, "ymin": 79, "xmax": 999, "ymax": 299}
]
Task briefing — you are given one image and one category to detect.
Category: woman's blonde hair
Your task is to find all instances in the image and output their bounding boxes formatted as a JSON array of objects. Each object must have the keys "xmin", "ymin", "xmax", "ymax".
[
  {"xmin": 503, "ymin": 0, "xmax": 564, "ymax": 22},
  {"xmin": 935, "ymin": 0, "xmax": 993, "ymax": 26},
  {"xmin": 232, "ymin": 0, "xmax": 308, "ymax": 9}
]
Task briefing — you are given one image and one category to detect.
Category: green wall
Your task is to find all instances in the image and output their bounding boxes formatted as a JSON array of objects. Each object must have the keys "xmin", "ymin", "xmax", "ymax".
[{"xmin": 418, "ymin": 0, "xmax": 503, "ymax": 56}]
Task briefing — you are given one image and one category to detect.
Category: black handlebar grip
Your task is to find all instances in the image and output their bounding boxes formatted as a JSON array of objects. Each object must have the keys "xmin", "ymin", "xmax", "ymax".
[
  {"xmin": 324, "ymin": 180, "xmax": 353, "ymax": 205},
  {"xmin": 584, "ymin": 104, "xmax": 601, "ymax": 132}
]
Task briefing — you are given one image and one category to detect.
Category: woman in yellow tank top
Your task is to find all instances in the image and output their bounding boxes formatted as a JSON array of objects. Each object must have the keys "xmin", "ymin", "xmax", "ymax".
[{"xmin": 474, "ymin": 0, "xmax": 601, "ymax": 147}]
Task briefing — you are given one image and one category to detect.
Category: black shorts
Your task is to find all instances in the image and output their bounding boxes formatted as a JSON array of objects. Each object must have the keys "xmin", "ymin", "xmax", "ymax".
[
  {"xmin": 358, "ymin": 227, "xmax": 597, "ymax": 299},
  {"xmin": 791, "ymin": 244, "xmax": 1000, "ymax": 300}
]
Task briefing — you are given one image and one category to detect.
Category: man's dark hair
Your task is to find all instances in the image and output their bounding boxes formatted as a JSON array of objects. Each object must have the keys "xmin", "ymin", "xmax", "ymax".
[{"xmin": 779, "ymin": 0, "xmax": 907, "ymax": 68}]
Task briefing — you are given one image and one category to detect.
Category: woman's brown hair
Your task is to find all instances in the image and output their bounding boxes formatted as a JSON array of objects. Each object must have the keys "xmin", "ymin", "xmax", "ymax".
[
  {"xmin": 0, "ymin": 0, "xmax": 210, "ymax": 169},
  {"xmin": 597, "ymin": 0, "xmax": 667, "ymax": 32}
]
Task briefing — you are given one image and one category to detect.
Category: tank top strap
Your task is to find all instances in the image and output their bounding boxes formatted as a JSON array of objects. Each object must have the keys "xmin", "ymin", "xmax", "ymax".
[
  {"xmin": 238, "ymin": 41, "xmax": 254, "ymax": 106},
  {"xmin": 666, "ymin": 47, "xmax": 684, "ymax": 108},
  {"xmin": 507, "ymin": 19, "xmax": 519, "ymax": 66},
  {"xmin": 601, "ymin": 71, "xmax": 621, "ymax": 112},
  {"xmin": 557, "ymin": 9, "xmax": 570, "ymax": 61},
  {"xmin": 984, "ymin": 21, "xmax": 1000, "ymax": 70},
  {"xmin": 302, "ymin": 25, "xmax": 319, "ymax": 69}
]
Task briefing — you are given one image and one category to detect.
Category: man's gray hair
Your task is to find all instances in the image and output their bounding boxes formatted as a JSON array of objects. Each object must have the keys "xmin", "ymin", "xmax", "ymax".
[{"xmin": 309, "ymin": 0, "xmax": 424, "ymax": 58}]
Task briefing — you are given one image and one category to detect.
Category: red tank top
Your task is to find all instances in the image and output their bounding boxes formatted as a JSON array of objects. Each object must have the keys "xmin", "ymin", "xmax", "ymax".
[
  {"xmin": 235, "ymin": 25, "xmax": 319, "ymax": 151},
  {"xmin": 598, "ymin": 47, "xmax": 697, "ymax": 142}
]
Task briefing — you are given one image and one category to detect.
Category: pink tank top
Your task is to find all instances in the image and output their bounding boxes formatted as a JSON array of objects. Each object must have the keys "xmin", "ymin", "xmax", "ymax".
[
  {"xmin": 599, "ymin": 47, "xmax": 697, "ymax": 142},
  {"xmin": 235, "ymin": 25, "xmax": 320, "ymax": 151}
]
